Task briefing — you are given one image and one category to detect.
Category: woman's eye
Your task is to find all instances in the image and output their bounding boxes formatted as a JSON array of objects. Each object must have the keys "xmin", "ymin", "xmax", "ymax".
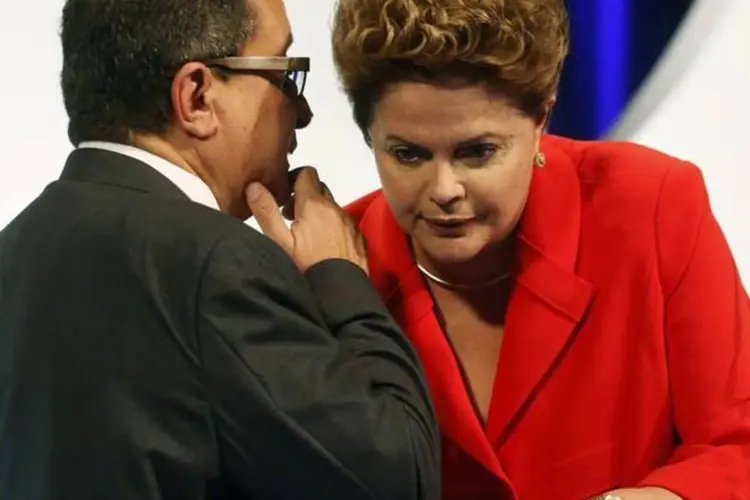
[
  {"xmin": 392, "ymin": 148, "xmax": 424, "ymax": 165},
  {"xmin": 458, "ymin": 144, "xmax": 498, "ymax": 162}
]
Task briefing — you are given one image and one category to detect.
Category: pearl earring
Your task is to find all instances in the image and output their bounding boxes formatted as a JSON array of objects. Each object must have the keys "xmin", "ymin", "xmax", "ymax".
[{"xmin": 534, "ymin": 152, "xmax": 546, "ymax": 168}]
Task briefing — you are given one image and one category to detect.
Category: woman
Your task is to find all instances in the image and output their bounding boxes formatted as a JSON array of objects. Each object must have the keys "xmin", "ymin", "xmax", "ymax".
[{"xmin": 332, "ymin": 0, "xmax": 750, "ymax": 498}]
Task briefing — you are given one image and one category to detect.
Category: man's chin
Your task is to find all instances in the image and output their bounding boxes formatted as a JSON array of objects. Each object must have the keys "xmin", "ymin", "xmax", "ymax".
[
  {"xmin": 272, "ymin": 173, "xmax": 293, "ymax": 207},
  {"xmin": 261, "ymin": 158, "xmax": 293, "ymax": 205}
]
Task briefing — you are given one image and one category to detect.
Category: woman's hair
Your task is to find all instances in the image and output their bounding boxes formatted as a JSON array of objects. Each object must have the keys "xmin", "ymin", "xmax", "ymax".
[{"xmin": 331, "ymin": 0, "xmax": 569, "ymax": 141}]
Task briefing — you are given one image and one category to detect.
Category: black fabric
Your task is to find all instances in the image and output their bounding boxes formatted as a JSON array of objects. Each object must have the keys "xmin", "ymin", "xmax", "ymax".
[{"xmin": 0, "ymin": 148, "xmax": 440, "ymax": 499}]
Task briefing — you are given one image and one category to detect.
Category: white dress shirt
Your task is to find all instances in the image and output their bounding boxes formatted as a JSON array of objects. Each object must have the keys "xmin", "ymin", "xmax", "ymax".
[{"xmin": 77, "ymin": 141, "xmax": 220, "ymax": 211}]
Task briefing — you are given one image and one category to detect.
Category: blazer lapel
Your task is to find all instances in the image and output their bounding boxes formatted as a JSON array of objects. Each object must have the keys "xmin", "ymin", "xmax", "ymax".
[
  {"xmin": 358, "ymin": 137, "xmax": 595, "ymax": 472},
  {"xmin": 485, "ymin": 137, "xmax": 596, "ymax": 444},
  {"xmin": 360, "ymin": 199, "xmax": 503, "ymax": 476},
  {"xmin": 59, "ymin": 147, "xmax": 190, "ymax": 201}
]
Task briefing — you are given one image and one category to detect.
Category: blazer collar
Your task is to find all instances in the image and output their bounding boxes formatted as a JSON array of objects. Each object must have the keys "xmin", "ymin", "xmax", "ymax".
[
  {"xmin": 485, "ymin": 137, "xmax": 596, "ymax": 446},
  {"xmin": 60, "ymin": 147, "xmax": 190, "ymax": 202},
  {"xmin": 360, "ymin": 136, "xmax": 596, "ymax": 475}
]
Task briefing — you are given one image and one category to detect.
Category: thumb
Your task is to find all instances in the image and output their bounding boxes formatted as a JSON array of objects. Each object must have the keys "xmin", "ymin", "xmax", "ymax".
[{"xmin": 245, "ymin": 182, "xmax": 293, "ymax": 251}]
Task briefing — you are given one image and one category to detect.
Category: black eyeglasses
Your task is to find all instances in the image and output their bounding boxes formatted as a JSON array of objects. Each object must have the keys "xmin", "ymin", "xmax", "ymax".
[{"xmin": 205, "ymin": 56, "xmax": 309, "ymax": 101}]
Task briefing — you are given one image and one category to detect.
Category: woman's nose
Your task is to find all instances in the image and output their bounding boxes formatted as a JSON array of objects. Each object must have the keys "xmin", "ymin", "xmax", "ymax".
[{"xmin": 428, "ymin": 162, "xmax": 465, "ymax": 207}]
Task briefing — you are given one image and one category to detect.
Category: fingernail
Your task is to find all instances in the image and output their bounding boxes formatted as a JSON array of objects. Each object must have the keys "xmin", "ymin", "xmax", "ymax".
[{"xmin": 246, "ymin": 183, "xmax": 261, "ymax": 202}]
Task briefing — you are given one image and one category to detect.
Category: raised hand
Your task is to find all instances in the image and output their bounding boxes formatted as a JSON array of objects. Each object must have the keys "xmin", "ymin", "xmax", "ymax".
[{"xmin": 246, "ymin": 166, "xmax": 368, "ymax": 274}]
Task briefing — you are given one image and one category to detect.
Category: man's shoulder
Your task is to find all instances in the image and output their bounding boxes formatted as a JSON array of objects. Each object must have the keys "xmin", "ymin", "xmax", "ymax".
[
  {"xmin": 123, "ymin": 190, "xmax": 289, "ymax": 272},
  {"xmin": 1, "ymin": 180, "xmax": 278, "ymax": 275},
  {"xmin": 136, "ymin": 193, "xmax": 260, "ymax": 244},
  {"xmin": 84, "ymin": 180, "xmax": 271, "ymax": 256}
]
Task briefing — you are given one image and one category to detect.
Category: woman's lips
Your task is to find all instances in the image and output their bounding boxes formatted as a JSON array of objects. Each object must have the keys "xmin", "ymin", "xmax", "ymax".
[{"xmin": 421, "ymin": 216, "xmax": 476, "ymax": 234}]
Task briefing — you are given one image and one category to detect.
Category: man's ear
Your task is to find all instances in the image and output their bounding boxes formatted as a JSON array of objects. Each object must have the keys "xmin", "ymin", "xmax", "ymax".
[{"xmin": 171, "ymin": 62, "xmax": 220, "ymax": 139}]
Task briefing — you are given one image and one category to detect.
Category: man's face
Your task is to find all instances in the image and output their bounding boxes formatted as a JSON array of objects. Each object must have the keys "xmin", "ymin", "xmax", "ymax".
[{"xmin": 201, "ymin": 0, "xmax": 310, "ymax": 218}]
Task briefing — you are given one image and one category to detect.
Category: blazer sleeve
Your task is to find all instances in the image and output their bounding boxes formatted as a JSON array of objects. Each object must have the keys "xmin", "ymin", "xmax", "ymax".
[
  {"xmin": 637, "ymin": 163, "xmax": 750, "ymax": 498},
  {"xmin": 194, "ymin": 229, "xmax": 440, "ymax": 500}
]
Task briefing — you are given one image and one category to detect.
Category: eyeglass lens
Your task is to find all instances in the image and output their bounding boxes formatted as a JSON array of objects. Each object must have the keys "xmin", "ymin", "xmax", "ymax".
[{"xmin": 282, "ymin": 70, "xmax": 307, "ymax": 97}]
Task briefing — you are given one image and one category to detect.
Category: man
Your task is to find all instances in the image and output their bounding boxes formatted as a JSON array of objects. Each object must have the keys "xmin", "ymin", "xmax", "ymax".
[{"xmin": 0, "ymin": 0, "xmax": 440, "ymax": 498}]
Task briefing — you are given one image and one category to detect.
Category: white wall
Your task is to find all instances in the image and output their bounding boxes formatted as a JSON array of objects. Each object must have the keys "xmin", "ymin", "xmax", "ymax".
[
  {"xmin": 1, "ymin": 0, "xmax": 747, "ymax": 282},
  {"xmin": 0, "ymin": 0, "xmax": 70, "ymax": 228},
  {"xmin": 610, "ymin": 0, "xmax": 750, "ymax": 282}
]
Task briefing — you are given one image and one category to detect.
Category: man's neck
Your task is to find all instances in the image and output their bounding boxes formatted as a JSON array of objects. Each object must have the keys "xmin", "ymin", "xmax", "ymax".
[
  {"xmin": 131, "ymin": 134, "xmax": 199, "ymax": 177},
  {"xmin": 130, "ymin": 134, "xmax": 226, "ymax": 211}
]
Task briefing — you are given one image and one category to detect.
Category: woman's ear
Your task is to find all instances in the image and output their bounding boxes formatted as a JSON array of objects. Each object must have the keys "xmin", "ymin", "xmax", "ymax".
[
  {"xmin": 540, "ymin": 95, "xmax": 557, "ymax": 131},
  {"xmin": 533, "ymin": 96, "xmax": 557, "ymax": 153}
]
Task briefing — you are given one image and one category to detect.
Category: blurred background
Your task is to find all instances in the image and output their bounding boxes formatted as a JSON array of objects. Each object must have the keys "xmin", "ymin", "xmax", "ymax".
[
  {"xmin": 552, "ymin": 0, "xmax": 695, "ymax": 139},
  {"xmin": 0, "ymin": 0, "xmax": 747, "ymax": 281}
]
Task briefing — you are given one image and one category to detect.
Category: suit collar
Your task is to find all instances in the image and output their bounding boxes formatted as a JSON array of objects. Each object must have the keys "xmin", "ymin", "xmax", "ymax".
[
  {"xmin": 76, "ymin": 142, "xmax": 220, "ymax": 210},
  {"xmin": 359, "ymin": 135, "xmax": 596, "ymax": 474},
  {"xmin": 61, "ymin": 146, "xmax": 219, "ymax": 209}
]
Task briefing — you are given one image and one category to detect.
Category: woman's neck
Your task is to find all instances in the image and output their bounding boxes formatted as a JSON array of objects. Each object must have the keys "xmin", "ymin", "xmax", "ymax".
[{"xmin": 411, "ymin": 237, "xmax": 516, "ymax": 289}]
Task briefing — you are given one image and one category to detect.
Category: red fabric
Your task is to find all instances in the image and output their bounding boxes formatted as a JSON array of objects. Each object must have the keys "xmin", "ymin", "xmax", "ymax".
[{"xmin": 345, "ymin": 135, "xmax": 750, "ymax": 499}]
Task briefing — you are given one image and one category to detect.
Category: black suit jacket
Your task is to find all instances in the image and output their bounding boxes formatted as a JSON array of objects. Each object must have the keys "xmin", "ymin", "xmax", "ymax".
[{"xmin": 0, "ymin": 149, "xmax": 440, "ymax": 499}]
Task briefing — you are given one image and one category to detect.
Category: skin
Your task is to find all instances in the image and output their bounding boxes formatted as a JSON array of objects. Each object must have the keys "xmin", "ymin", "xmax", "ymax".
[
  {"xmin": 368, "ymin": 78, "xmax": 680, "ymax": 500},
  {"xmin": 369, "ymin": 79, "xmax": 545, "ymax": 285},
  {"xmin": 132, "ymin": 0, "xmax": 310, "ymax": 219}
]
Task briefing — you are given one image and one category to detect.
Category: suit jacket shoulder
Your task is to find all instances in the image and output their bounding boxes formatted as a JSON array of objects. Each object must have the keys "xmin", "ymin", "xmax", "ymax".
[
  {"xmin": 553, "ymin": 136, "xmax": 710, "ymax": 293},
  {"xmin": 0, "ymin": 149, "xmax": 441, "ymax": 500}
]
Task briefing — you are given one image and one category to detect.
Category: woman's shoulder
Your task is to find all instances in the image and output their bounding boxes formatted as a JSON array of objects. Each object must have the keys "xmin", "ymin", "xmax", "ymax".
[
  {"xmin": 545, "ymin": 134, "xmax": 691, "ymax": 179},
  {"xmin": 546, "ymin": 135, "xmax": 708, "ymax": 211},
  {"xmin": 345, "ymin": 189, "xmax": 386, "ymax": 225},
  {"xmin": 547, "ymin": 136, "xmax": 710, "ymax": 278},
  {"xmin": 542, "ymin": 135, "xmax": 700, "ymax": 183}
]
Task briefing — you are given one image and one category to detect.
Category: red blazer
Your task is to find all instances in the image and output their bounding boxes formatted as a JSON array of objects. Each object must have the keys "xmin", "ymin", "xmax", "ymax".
[{"xmin": 346, "ymin": 135, "xmax": 750, "ymax": 499}]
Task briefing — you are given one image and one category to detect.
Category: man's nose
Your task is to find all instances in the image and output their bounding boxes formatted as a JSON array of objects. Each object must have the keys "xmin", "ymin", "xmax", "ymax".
[{"xmin": 295, "ymin": 95, "xmax": 312, "ymax": 129}]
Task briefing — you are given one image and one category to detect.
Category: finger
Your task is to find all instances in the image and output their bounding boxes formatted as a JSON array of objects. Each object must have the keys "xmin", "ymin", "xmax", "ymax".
[
  {"xmin": 287, "ymin": 166, "xmax": 305, "ymax": 186},
  {"xmin": 345, "ymin": 212, "xmax": 366, "ymax": 254},
  {"xmin": 281, "ymin": 195, "xmax": 295, "ymax": 220},
  {"xmin": 356, "ymin": 232, "xmax": 368, "ymax": 257},
  {"xmin": 320, "ymin": 182, "xmax": 336, "ymax": 203},
  {"xmin": 245, "ymin": 182, "xmax": 293, "ymax": 249},
  {"xmin": 292, "ymin": 166, "xmax": 323, "ymax": 204},
  {"xmin": 282, "ymin": 182, "xmax": 332, "ymax": 221}
]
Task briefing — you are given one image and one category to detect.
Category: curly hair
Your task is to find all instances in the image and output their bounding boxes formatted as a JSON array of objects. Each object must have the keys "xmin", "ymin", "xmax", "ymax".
[{"xmin": 332, "ymin": 0, "xmax": 569, "ymax": 141}]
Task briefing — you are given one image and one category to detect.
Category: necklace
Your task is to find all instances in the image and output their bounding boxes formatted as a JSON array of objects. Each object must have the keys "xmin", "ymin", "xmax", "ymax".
[{"xmin": 416, "ymin": 263, "xmax": 512, "ymax": 290}]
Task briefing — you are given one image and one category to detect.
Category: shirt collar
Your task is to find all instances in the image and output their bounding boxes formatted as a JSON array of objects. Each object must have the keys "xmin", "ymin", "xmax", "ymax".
[{"xmin": 77, "ymin": 141, "xmax": 220, "ymax": 211}]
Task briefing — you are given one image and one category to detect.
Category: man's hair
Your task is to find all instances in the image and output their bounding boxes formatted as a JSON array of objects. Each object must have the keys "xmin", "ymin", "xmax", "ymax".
[
  {"xmin": 331, "ymin": 0, "xmax": 569, "ymax": 143},
  {"xmin": 60, "ymin": 0, "xmax": 254, "ymax": 146}
]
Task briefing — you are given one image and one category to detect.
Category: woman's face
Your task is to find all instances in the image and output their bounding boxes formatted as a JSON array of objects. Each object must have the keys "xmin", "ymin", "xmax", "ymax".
[{"xmin": 369, "ymin": 80, "xmax": 546, "ymax": 265}]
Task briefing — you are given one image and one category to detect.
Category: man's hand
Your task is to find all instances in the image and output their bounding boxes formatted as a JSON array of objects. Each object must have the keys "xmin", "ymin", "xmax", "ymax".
[{"xmin": 246, "ymin": 166, "xmax": 368, "ymax": 274}]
